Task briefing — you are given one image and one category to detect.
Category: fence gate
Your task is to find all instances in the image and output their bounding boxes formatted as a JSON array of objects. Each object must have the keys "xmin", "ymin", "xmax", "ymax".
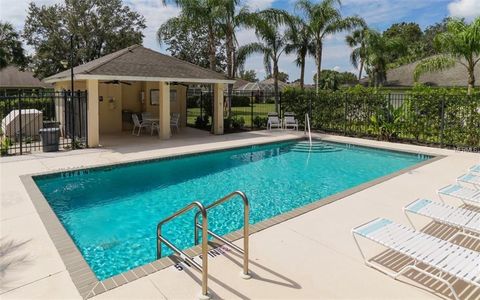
[{"xmin": 0, "ymin": 90, "xmax": 88, "ymax": 156}]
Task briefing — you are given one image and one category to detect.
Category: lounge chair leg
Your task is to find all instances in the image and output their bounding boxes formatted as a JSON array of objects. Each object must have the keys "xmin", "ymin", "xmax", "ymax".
[{"xmin": 404, "ymin": 210, "xmax": 416, "ymax": 230}]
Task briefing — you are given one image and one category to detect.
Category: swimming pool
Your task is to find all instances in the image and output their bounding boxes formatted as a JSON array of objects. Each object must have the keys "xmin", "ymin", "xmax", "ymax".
[{"xmin": 34, "ymin": 140, "xmax": 430, "ymax": 280}]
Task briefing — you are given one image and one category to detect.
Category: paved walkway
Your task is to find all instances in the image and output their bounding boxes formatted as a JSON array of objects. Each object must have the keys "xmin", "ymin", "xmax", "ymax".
[{"xmin": 1, "ymin": 130, "xmax": 479, "ymax": 299}]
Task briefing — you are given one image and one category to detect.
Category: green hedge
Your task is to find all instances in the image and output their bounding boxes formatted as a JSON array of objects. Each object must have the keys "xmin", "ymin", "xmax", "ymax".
[{"xmin": 282, "ymin": 85, "xmax": 480, "ymax": 148}]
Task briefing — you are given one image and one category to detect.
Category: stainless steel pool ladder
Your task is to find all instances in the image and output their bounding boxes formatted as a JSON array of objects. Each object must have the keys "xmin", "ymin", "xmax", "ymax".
[
  {"xmin": 156, "ymin": 191, "xmax": 251, "ymax": 299},
  {"xmin": 194, "ymin": 191, "xmax": 251, "ymax": 279}
]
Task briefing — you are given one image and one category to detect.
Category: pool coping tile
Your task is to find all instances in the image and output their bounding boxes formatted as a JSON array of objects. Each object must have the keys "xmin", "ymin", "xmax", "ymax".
[{"xmin": 19, "ymin": 139, "xmax": 445, "ymax": 299}]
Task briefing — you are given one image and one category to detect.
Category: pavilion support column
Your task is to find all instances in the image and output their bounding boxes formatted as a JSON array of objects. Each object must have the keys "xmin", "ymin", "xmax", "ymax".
[
  {"xmin": 86, "ymin": 79, "xmax": 99, "ymax": 147},
  {"xmin": 213, "ymin": 83, "xmax": 224, "ymax": 135},
  {"xmin": 158, "ymin": 81, "xmax": 170, "ymax": 139}
]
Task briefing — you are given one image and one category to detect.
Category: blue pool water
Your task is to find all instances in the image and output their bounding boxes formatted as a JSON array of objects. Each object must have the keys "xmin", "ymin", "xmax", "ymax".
[{"xmin": 34, "ymin": 140, "xmax": 429, "ymax": 280}]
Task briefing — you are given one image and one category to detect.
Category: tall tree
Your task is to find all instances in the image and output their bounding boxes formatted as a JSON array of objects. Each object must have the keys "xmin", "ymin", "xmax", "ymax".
[
  {"xmin": 414, "ymin": 17, "xmax": 480, "ymax": 94},
  {"xmin": 157, "ymin": 16, "xmax": 226, "ymax": 72},
  {"xmin": 285, "ymin": 17, "xmax": 314, "ymax": 89},
  {"xmin": 0, "ymin": 22, "xmax": 28, "ymax": 69},
  {"xmin": 23, "ymin": 0, "xmax": 146, "ymax": 79},
  {"xmin": 267, "ymin": 71, "xmax": 289, "ymax": 82},
  {"xmin": 239, "ymin": 69, "xmax": 257, "ymax": 82},
  {"xmin": 363, "ymin": 29, "xmax": 405, "ymax": 87},
  {"xmin": 295, "ymin": 0, "xmax": 364, "ymax": 93},
  {"xmin": 164, "ymin": 0, "xmax": 224, "ymax": 71},
  {"xmin": 346, "ymin": 27, "xmax": 368, "ymax": 80},
  {"xmin": 238, "ymin": 9, "xmax": 291, "ymax": 112}
]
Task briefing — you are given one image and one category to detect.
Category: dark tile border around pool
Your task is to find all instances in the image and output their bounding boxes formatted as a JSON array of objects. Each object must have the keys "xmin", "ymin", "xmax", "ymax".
[{"xmin": 20, "ymin": 139, "xmax": 445, "ymax": 299}]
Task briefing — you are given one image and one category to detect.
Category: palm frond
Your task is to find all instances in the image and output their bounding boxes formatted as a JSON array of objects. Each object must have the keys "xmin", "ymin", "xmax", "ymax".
[{"xmin": 413, "ymin": 55, "xmax": 456, "ymax": 81}]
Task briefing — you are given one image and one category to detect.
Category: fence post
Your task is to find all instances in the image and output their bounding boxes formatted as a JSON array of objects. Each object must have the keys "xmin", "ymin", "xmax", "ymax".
[
  {"xmin": 18, "ymin": 89, "xmax": 23, "ymax": 155},
  {"xmin": 71, "ymin": 90, "xmax": 76, "ymax": 149},
  {"xmin": 343, "ymin": 93, "xmax": 348, "ymax": 135},
  {"xmin": 279, "ymin": 92, "xmax": 282, "ymax": 118},
  {"xmin": 85, "ymin": 91, "xmax": 89, "ymax": 148},
  {"xmin": 251, "ymin": 91, "xmax": 254, "ymax": 130},
  {"xmin": 439, "ymin": 95, "xmax": 446, "ymax": 148}
]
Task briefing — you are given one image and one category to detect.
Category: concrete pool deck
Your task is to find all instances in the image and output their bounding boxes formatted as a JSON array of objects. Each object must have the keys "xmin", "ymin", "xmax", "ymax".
[{"xmin": 1, "ymin": 129, "xmax": 479, "ymax": 299}]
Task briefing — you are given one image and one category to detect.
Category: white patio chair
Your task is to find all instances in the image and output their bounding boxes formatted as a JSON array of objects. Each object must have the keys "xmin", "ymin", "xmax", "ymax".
[
  {"xmin": 132, "ymin": 114, "xmax": 150, "ymax": 136},
  {"xmin": 170, "ymin": 113, "xmax": 180, "ymax": 134},
  {"xmin": 404, "ymin": 198, "xmax": 479, "ymax": 241},
  {"xmin": 283, "ymin": 112, "xmax": 298, "ymax": 131},
  {"xmin": 141, "ymin": 112, "xmax": 153, "ymax": 126},
  {"xmin": 352, "ymin": 218, "xmax": 480, "ymax": 300},
  {"xmin": 267, "ymin": 112, "xmax": 282, "ymax": 130}
]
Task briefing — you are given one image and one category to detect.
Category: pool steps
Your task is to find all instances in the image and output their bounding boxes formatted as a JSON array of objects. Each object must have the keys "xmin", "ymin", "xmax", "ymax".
[{"xmin": 290, "ymin": 141, "xmax": 343, "ymax": 153}]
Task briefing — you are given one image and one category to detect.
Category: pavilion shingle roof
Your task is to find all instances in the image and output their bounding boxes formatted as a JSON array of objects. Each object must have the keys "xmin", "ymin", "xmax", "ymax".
[
  {"xmin": 0, "ymin": 66, "xmax": 51, "ymax": 89},
  {"xmin": 45, "ymin": 45, "xmax": 230, "ymax": 82}
]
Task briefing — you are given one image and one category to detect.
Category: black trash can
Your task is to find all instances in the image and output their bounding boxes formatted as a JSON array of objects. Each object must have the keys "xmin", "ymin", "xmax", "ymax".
[{"xmin": 39, "ymin": 128, "xmax": 60, "ymax": 152}]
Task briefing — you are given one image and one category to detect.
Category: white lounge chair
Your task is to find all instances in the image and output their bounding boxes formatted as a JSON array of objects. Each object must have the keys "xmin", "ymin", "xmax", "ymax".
[
  {"xmin": 132, "ymin": 114, "xmax": 151, "ymax": 136},
  {"xmin": 404, "ymin": 198, "xmax": 480, "ymax": 240},
  {"xmin": 352, "ymin": 218, "xmax": 480, "ymax": 300},
  {"xmin": 438, "ymin": 184, "xmax": 480, "ymax": 206},
  {"xmin": 470, "ymin": 164, "xmax": 480, "ymax": 174},
  {"xmin": 457, "ymin": 173, "xmax": 480, "ymax": 187},
  {"xmin": 267, "ymin": 112, "xmax": 282, "ymax": 130},
  {"xmin": 283, "ymin": 112, "xmax": 298, "ymax": 131}
]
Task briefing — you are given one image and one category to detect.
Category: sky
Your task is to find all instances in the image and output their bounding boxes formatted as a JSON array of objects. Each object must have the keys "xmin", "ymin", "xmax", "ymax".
[{"xmin": 1, "ymin": 0, "xmax": 479, "ymax": 83}]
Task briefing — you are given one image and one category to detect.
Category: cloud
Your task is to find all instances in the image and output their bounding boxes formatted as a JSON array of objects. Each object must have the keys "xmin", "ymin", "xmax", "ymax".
[
  {"xmin": 245, "ymin": 0, "xmax": 275, "ymax": 11},
  {"xmin": 0, "ymin": 0, "xmax": 62, "ymax": 31},
  {"xmin": 448, "ymin": 0, "xmax": 480, "ymax": 20},
  {"xmin": 333, "ymin": 66, "xmax": 341, "ymax": 71},
  {"xmin": 125, "ymin": 1, "xmax": 181, "ymax": 51}
]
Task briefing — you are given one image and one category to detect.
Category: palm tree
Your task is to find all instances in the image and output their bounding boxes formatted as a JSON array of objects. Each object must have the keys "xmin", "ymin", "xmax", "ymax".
[
  {"xmin": 295, "ymin": 0, "xmax": 364, "ymax": 93},
  {"xmin": 238, "ymin": 9, "xmax": 291, "ymax": 112},
  {"xmin": 285, "ymin": 18, "xmax": 315, "ymax": 89},
  {"xmin": 363, "ymin": 30, "xmax": 405, "ymax": 87},
  {"xmin": 162, "ymin": 0, "xmax": 223, "ymax": 71},
  {"xmin": 346, "ymin": 27, "xmax": 368, "ymax": 80},
  {"xmin": 414, "ymin": 17, "xmax": 480, "ymax": 95}
]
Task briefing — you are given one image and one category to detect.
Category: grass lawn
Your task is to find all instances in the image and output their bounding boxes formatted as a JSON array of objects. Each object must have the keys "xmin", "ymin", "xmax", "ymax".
[{"xmin": 187, "ymin": 103, "xmax": 276, "ymax": 126}]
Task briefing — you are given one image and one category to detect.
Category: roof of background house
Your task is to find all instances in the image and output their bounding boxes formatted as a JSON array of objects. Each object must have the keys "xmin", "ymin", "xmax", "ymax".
[
  {"xmin": 360, "ymin": 57, "xmax": 480, "ymax": 88},
  {"xmin": 233, "ymin": 78, "xmax": 252, "ymax": 89},
  {"xmin": 44, "ymin": 45, "xmax": 233, "ymax": 83},
  {"xmin": 0, "ymin": 66, "xmax": 51, "ymax": 89}
]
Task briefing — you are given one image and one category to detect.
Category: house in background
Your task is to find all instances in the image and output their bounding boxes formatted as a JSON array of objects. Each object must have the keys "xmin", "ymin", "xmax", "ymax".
[
  {"xmin": 0, "ymin": 66, "xmax": 51, "ymax": 93},
  {"xmin": 44, "ymin": 45, "xmax": 234, "ymax": 147},
  {"xmin": 360, "ymin": 58, "xmax": 480, "ymax": 91}
]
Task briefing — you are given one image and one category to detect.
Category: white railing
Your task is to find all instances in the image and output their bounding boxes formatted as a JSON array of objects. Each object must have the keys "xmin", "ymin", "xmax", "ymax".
[{"xmin": 305, "ymin": 113, "xmax": 312, "ymax": 147}]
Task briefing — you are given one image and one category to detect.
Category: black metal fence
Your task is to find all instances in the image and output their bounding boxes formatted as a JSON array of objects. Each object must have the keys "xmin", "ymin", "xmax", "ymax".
[
  {"xmin": 0, "ymin": 90, "xmax": 88, "ymax": 156},
  {"xmin": 282, "ymin": 89, "xmax": 480, "ymax": 149},
  {"xmin": 186, "ymin": 90, "xmax": 282, "ymax": 131}
]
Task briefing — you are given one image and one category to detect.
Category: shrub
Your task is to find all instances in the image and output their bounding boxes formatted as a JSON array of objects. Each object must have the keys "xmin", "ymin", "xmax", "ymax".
[
  {"xmin": 253, "ymin": 116, "xmax": 267, "ymax": 128},
  {"xmin": 281, "ymin": 85, "xmax": 480, "ymax": 148},
  {"xmin": 231, "ymin": 95, "xmax": 251, "ymax": 107}
]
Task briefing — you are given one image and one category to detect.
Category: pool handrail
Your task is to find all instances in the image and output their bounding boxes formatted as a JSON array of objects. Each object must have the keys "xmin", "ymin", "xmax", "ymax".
[
  {"xmin": 194, "ymin": 191, "xmax": 251, "ymax": 279},
  {"xmin": 157, "ymin": 201, "xmax": 209, "ymax": 299},
  {"xmin": 305, "ymin": 113, "xmax": 312, "ymax": 147}
]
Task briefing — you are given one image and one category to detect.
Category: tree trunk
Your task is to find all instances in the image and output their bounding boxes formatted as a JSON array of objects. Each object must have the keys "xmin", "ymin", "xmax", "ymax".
[
  {"xmin": 315, "ymin": 41, "xmax": 322, "ymax": 94},
  {"xmin": 358, "ymin": 59, "xmax": 364, "ymax": 81},
  {"xmin": 208, "ymin": 24, "xmax": 216, "ymax": 71},
  {"xmin": 467, "ymin": 66, "xmax": 475, "ymax": 95},
  {"xmin": 273, "ymin": 60, "xmax": 279, "ymax": 113},
  {"xmin": 300, "ymin": 55, "xmax": 305, "ymax": 90}
]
